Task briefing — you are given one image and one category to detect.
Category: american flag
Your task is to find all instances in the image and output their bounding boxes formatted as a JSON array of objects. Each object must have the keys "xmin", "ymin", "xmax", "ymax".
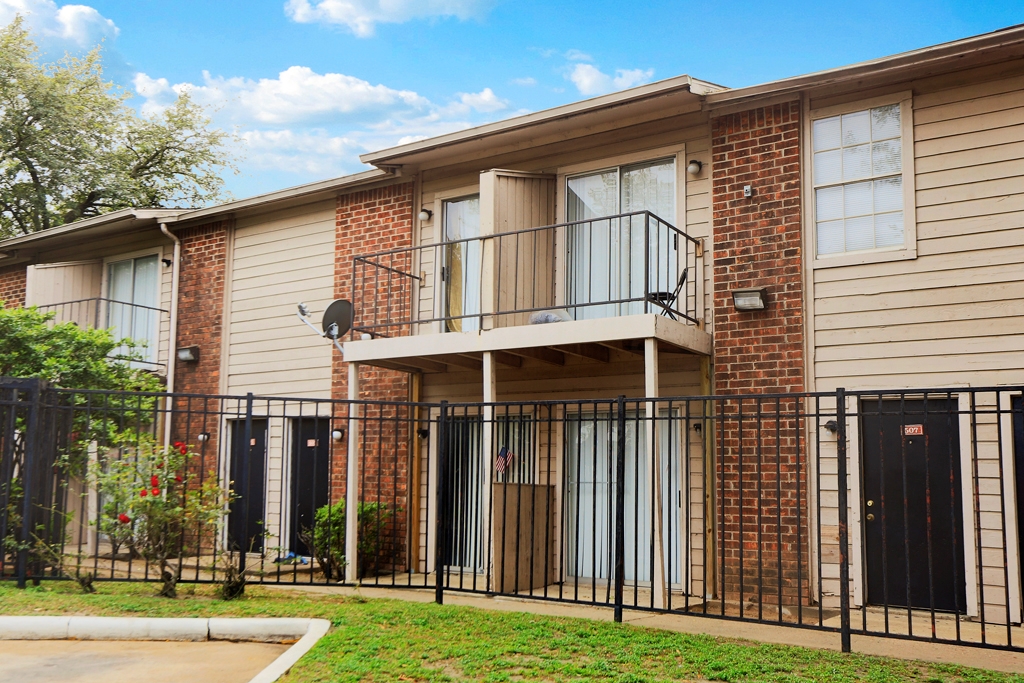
[{"xmin": 496, "ymin": 446, "xmax": 514, "ymax": 473}]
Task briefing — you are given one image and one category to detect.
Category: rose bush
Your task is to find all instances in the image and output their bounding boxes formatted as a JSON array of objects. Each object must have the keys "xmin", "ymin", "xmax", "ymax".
[{"xmin": 90, "ymin": 436, "xmax": 230, "ymax": 597}]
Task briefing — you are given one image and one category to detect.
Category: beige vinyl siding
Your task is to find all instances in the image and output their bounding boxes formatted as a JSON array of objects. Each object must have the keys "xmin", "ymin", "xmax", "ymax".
[
  {"xmin": 25, "ymin": 261, "xmax": 102, "ymax": 307},
  {"xmin": 226, "ymin": 200, "xmax": 335, "ymax": 398},
  {"xmin": 811, "ymin": 71, "xmax": 1024, "ymax": 390}
]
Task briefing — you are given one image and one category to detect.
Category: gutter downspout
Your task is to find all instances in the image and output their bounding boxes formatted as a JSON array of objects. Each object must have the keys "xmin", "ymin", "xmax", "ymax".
[{"xmin": 160, "ymin": 222, "xmax": 181, "ymax": 448}]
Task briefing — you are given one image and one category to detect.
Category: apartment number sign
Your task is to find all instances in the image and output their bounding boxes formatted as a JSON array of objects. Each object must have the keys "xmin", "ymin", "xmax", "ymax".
[{"xmin": 903, "ymin": 424, "xmax": 924, "ymax": 436}]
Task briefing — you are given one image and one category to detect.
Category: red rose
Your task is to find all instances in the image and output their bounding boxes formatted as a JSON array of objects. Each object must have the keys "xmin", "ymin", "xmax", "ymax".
[
  {"xmin": 178, "ymin": 445, "xmax": 187, "ymax": 455},
  {"xmin": 174, "ymin": 441, "xmax": 184, "ymax": 448},
  {"xmin": 156, "ymin": 462, "xmax": 164, "ymax": 469},
  {"xmin": 152, "ymin": 487, "xmax": 160, "ymax": 496},
  {"xmin": 118, "ymin": 513, "xmax": 131, "ymax": 524},
  {"xmin": 150, "ymin": 475, "xmax": 159, "ymax": 487},
  {"xmin": 140, "ymin": 489, "xmax": 148, "ymax": 497},
  {"xmin": 175, "ymin": 475, "xmax": 183, "ymax": 483}
]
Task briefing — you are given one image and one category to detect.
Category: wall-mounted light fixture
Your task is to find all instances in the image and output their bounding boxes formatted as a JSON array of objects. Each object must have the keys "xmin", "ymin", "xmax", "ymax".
[
  {"xmin": 823, "ymin": 420, "xmax": 838, "ymax": 434},
  {"xmin": 331, "ymin": 428, "xmax": 345, "ymax": 442},
  {"xmin": 731, "ymin": 287, "xmax": 768, "ymax": 312},
  {"xmin": 176, "ymin": 346, "xmax": 200, "ymax": 363},
  {"xmin": 417, "ymin": 428, "xmax": 430, "ymax": 439},
  {"xmin": 161, "ymin": 258, "xmax": 173, "ymax": 267},
  {"xmin": 197, "ymin": 432, "xmax": 210, "ymax": 443},
  {"xmin": 417, "ymin": 208, "xmax": 433, "ymax": 221},
  {"xmin": 686, "ymin": 160, "xmax": 703, "ymax": 175}
]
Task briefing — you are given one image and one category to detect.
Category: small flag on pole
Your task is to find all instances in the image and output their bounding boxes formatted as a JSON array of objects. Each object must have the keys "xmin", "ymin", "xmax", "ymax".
[{"xmin": 496, "ymin": 445, "xmax": 514, "ymax": 474}]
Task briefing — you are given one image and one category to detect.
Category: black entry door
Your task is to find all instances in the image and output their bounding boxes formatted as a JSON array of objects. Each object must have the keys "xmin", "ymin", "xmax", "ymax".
[
  {"xmin": 861, "ymin": 399, "xmax": 966, "ymax": 612},
  {"xmin": 289, "ymin": 418, "xmax": 331, "ymax": 556},
  {"xmin": 228, "ymin": 419, "xmax": 268, "ymax": 553}
]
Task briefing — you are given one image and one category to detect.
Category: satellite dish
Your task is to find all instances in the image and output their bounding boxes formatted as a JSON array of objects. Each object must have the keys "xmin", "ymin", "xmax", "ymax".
[{"xmin": 322, "ymin": 299, "xmax": 353, "ymax": 339}]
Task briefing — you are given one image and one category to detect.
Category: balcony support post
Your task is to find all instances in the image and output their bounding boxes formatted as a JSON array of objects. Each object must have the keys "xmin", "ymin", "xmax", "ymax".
[
  {"xmin": 645, "ymin": 337, "xmax": 668, "ymax": 610},
  {"xmin": 346, "ymin": 362, "xmax": 361, "ymax": 584},
  {"xmin": 481, "ymin": 351, "xmax": 496, "ymax": 590}
]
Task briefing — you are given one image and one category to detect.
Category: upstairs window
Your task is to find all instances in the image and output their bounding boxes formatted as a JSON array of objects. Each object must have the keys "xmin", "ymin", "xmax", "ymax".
[{"xmin": 812, "ymin": 104, "xmax": 905, "ymax": 257}]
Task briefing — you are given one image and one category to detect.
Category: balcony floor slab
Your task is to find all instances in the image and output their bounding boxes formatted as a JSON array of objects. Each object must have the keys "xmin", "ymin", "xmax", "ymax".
[{"xmin": 344, "ymin": 314, "xmax": 711, "ymax": 374}]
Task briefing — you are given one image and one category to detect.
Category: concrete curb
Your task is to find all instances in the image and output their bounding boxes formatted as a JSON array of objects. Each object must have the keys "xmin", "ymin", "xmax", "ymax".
[{"xmin": 0, "ymin": 616, "xmax": 331, "ymax": 683}]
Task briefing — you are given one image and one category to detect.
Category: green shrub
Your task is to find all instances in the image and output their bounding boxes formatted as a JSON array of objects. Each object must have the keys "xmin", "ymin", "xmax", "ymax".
[{"xmin": 299, "ymin": 501, "xmax": 398, "ymax": 580}]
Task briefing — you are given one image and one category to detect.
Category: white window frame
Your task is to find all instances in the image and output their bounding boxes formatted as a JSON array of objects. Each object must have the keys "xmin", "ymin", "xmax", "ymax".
[
  {"xmin": 101, "ymin": 248, "xmax": 165, "ymax": 366},
  {"xmin": 807, "ymin": 92, "xmax": 917, "ymax": 269}
]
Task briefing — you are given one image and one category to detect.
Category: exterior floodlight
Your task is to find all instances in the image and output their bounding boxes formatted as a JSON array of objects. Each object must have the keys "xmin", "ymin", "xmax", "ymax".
[
  {"xmin": 686, "ymin": 160, "xmax": 703, "ymax": 175},
  {"xmin": 731, "ymin": 287, "xmax": 768, "ymax": 311},
  {"xmin": 418, "ymin": 208, "xmax": 433, "ymax": 221},
  {"xmin": 197, "ymin": 432, "xmax": 211, "ymax": 443},
  {"xmin": 177, "ymin": 346, "xmax": 199, "ymax": 363}
]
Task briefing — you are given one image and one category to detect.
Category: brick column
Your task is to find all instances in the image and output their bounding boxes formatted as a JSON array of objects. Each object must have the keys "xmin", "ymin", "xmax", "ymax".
[
  {"xmin": 332, "ymin": 183, "xmax": 415, "ymax": 575},
  {"xmin": 0, "ymin": 264, "xmax": 27, "ymax": 308},
  {"xmin": 711, "ymin": 101, "xmax": 807, "ymax": 609}
]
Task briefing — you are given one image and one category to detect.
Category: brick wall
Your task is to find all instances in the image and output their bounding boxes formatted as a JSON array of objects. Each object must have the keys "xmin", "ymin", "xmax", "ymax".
[
  {"xmin": 0, "ymin": 264, "xmax": 27, "ymax": 308},
  {"xmin": 332, "ymin": 183, "xmax": 415, "ymax": 573},
  {"xmin": 170, "ymin": 220, "xmax": 230, "ymax": 471},
  {"xmin": 710, "ymin": 101, "xmax": 807, "ymax": 607}
]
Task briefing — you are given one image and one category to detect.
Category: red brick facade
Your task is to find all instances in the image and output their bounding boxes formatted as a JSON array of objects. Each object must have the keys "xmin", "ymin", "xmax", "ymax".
[
  {"xmin": 711, "ymin": 101, "xmax": 804, "ymax": 394},
  {"xmin": 332, "ymin": 183, "xmax": 416, "ymax": 571},
  {"xmin": 170, "ymin": 220, "xmax": 230, "ymax": 468},
  {"xmin": 0, "ymin": 264, "xmax": 27, "ymax": 308},
  {"xmin": 710, "ymin": 102, "xmax": 807, "ymax": 606},
  {"xmin": 173, "ymin": 221, "xmax": 230, "ymax": 396}
]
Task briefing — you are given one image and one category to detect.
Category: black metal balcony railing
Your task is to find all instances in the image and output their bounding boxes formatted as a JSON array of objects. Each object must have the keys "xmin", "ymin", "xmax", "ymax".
[
  {"xmin": 352, "ymin": 211, "xmax": 703, "ymax": 338},
  {"xmin": 35, "ymin": 297, "xmax": 170, "ymax": 369}
]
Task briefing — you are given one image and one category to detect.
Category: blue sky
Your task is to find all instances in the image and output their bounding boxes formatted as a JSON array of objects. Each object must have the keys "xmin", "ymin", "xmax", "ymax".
[{"xmin": 2, "ymin": 0, "xmax": 1021, "ymax": 200}]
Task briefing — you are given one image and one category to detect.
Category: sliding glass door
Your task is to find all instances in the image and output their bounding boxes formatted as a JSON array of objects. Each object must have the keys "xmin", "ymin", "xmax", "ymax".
[
  {"xmin": 106, "ymin": 254, "xmax": 159, "ymax": 365},
  {"xmin": 443, "ymin": 196, "xmax": 482, "ymax": 332},
  {"xmin": 565, "ymin": 159, "xmax": 677, "ymax": 319}
]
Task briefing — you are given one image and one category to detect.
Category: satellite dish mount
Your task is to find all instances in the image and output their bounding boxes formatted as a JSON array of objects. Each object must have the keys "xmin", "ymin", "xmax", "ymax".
[{"xmin": 296, "ymin": 300, "xmax": 353, "ymax": 356}]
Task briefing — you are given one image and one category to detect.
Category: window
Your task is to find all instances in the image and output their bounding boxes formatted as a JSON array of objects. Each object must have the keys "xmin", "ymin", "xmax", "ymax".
[
  {"xmin": 106, "ymin": 254, "xmax": 160, "ymax": 364},
  {"xmin": 812, "ymin": 103, "xmax": 905, "ymax": 257}
]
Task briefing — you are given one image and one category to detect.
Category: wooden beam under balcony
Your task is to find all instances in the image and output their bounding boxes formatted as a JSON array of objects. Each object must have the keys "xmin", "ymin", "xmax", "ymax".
[
  {"xmin": 553, "ymin": 343, "xmax": 610, "ymax": 363},
  {"xmin": 505, "ymin": 346, "xmax": 565, "ymax": 366},
  {"xmin": 492, "ymin": 351, "xmax": 523, "ymax": 368},
  {"xmin": 435, "ymin": 354, "xmax": 484, "ymax": 371}
]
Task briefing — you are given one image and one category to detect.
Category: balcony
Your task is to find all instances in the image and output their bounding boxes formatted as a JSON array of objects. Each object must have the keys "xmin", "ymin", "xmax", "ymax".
[
  {"xmin": 36, "ymin": 297, "xmax": 171, "ymax": 372},
  {"xmin": 345, "ymin": 211, "xmax": 711, "ymax": 373}
]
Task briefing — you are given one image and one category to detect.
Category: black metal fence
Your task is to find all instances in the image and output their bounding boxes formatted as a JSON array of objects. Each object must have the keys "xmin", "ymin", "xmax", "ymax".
[
  {"xmin": 3, "ymin": 378, "xmax": 1024, "ymax": 654},
  {"xmin": 351, "ymin": 211, "xmax": 703, "ymax": 338}
]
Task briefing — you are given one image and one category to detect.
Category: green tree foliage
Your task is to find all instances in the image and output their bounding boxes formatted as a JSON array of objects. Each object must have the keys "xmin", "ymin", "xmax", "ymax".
[
  {"xmin": 0, "ymin": 303, "xmax": 163, "ymax": 392},
  {"xmin": 0, "ymin": 17, "xmax": 235, "ymax": 238}
]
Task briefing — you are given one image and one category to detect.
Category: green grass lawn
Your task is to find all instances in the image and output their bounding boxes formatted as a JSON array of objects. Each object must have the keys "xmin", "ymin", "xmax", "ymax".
[{"xmin": 0, "ymin": 581, "xmax": 1020, "ymax": 683}]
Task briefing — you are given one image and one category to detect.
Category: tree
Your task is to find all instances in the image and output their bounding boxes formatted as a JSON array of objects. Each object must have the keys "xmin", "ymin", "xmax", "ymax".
[
  {"xmin": 0, "ymin": 17, "xmax": 235, "ymax": 238},
  {"xmin": 0, "ymin": 302, "xmax": 163, "ymax": 392}
]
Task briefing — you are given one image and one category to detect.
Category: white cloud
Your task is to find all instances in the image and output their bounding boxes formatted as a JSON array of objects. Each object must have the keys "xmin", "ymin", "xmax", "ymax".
[
  {"xmin": 132, "ymin": 65, "xmax": 517, "ymax": 191},
  {"xmin": 284, "ymin": 0, "xmax": 492, "ymax": 37},
  {"xmin": 568, "ymin": 63, "xmax": 654, "ymax": 96},
  {"xmin": 511, "ymin": 76, "xmax": 536, "ymax": 87},
  {"xmin": 135, "ymin": 66, "xmax": 429, "ymax": 125},
  {"xmin": 456, "ymin": 87, "xmax": 507, "ymax": 113},
  {"xmin": 0, "ymin": 0, "xmax": 117, "ymax": 49},
  {"xmin": 564, "ymin": 49, "xmax": 592, "ymax": 62}
]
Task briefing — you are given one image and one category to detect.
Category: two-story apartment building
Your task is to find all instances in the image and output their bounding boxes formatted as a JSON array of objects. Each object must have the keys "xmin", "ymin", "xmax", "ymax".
[{"xmin": 2, "ymin": 24, "xmax": 1024, "ymax": 639}]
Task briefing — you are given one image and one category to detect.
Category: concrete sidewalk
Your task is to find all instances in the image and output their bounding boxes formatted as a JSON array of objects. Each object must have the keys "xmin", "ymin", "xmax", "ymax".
[
  {"xmin": 0, "ymin": 640, "xmax": 286, "ymax": 683},
  {"xmin": 269, "ymin": 584, "xmax": 1024, "ymax": 675}
]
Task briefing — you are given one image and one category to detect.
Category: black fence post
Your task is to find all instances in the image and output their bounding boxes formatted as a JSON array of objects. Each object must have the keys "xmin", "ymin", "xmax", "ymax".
[
  {"xmin": 435, "ymin": 400, "xmax": 448, "ymax": 605},
  {"xmin": 239, "ymin": 392, "xmax": 254, "ymax": 578},
  {"xmin": 836, "ymin": 387, "xmax": 852, "ymax": 653},
  {"xmin": 17, "ymin": 378, "xmax": 45, "ymax": 589},
  {"xmin": 613, "ymin": 395, "xmax": 626, "ymax": 623}
]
